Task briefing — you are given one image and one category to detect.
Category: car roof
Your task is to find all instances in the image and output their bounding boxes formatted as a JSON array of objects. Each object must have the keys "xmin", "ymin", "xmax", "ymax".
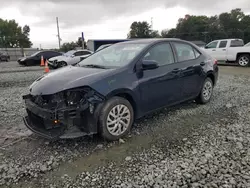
[
  {"xmin": 116, "ymin": 38, "xmax": 183, "ymax": 45},
  {"xmin": 76, "ymin": 49, "xmax": 91, "ymax": 51}
]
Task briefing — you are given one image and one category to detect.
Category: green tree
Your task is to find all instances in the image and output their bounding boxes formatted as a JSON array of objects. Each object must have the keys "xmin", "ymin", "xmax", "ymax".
[
  {"xmin": 60, "ymin": 37, "xmax": 87, "ymax": 52},
  {"xmin": 0, "ymin": 19, "xmax": 32, "ymax": 48},
  {"xmin": 76, "ymin": 37, "xmax": 87, "ymax": 48},
  {"xmin": 127, "ymin": 21, "xmax": 160, "ymax": 38},
  {"xmin": 60, "ymin": 42, "xmax": 79, "ymax": 52},
  {"xmin": 161, "ymin": 8, "xmax": 250, "ymax": 43}
]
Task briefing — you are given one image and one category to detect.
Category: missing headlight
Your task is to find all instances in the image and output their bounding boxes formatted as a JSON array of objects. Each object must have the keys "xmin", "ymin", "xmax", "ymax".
[
  {"xmin": 66, "ymin": 91, "xmax": 82, "ymax": 106},
  {"xmin": 64, "ymin": 87, "xmax": 104, "ymax": 109}
]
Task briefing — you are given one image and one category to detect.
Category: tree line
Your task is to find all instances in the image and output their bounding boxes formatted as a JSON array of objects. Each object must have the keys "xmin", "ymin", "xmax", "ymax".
[
  {"xmin": 0, "ymin": 19, "xmax": 32, "ymax": 48},
  {"xmin": 128, "ymin": 8, "xmax": 250, "ymax": 44}
]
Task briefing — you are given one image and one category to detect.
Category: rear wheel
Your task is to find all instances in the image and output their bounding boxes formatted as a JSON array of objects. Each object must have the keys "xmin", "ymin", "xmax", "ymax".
[
  {"xmin": 99, "ymin": 97, "xmax": 134, "ymax": 141},
  {"xmin": 196, "ymin": 77, "xmax": 213, "ymax": 104},
  {"xmin": 237, "ymin": 54, "xmax": 250, "ymax": 67}
]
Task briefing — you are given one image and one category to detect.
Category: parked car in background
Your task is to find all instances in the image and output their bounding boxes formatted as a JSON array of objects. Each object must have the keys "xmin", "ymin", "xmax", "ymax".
[
  {"xmin": 79, "ymin": 44, "xmax": 112, "ymax": 61},
  {"xmin": 18, "ymin": 50, "xmax": 62, "ymax": 66},
  {"xmin": 203, "ymin": 38, "xmax": 250, "ymax": 67},
  {"xmin": 0, "ymin": 52, "xmax": 10, "ymax": 62},
  {"xmin": 22, "ymin": 38, "xmax": 218, "ymax": 141},
  {"xmin": 48, "ymin": 49, "xmax": 93, "ymax": 69}
]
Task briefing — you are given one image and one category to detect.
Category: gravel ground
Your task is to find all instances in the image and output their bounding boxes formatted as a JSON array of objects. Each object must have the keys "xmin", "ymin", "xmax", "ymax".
[
  {"xmin": 0, "ymin": 68, "xmax": 43, "ymax": 144},
  {"xmin": 0, "ymin": 63, "xmax": 250, "ymax": 188}
]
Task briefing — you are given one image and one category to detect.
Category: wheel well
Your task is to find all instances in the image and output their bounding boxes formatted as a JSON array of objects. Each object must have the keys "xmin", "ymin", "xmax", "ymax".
[
  {"xmin": 115, "ymin": 93, "xmax": 137, "ymax": 117},
  {"xmin": 236, "ymin": 53, "xmax": 250, "ymax": 60},
  {"xmin": 207, "ymin": 73, "xmax": 215, "ymax": 85}
]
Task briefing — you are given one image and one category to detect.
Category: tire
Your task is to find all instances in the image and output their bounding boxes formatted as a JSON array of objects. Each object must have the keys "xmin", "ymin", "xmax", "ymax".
[
  {"xmin": 58, "ymin": 61, "xmax": 67, "ymax": 67},
  {"xmin": 195, "ymin": 77, "xmax": 214, "ymax": 104},
  {"xmin": 98, "ymin": 96, "xmax": 134, "ymax": 141},
  {"xmin": 237, "ymin": 54, "xmax": 250, "ymax": 67}
]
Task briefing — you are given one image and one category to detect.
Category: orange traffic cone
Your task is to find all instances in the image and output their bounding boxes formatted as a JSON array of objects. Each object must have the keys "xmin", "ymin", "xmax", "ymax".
[
  {"xmin": 40, "ymin": 56, "xmax": 45, "ymax": 66},
  {"xmin": 44, "ymin": 60, "xmax": 50, "ymax": 73}
]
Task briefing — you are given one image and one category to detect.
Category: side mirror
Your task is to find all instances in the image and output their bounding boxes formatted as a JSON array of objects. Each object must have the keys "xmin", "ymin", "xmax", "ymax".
[
  {"xmin": 71, "ymin": 55, "xmax": 75, "ymax": 58},
  {"xmin": 204, "ymin": 45, "xmax": 208, "ymax": 49},
  {"xmin": 142, "ymin": 60, "xmax": 159, "ymax": 70}
]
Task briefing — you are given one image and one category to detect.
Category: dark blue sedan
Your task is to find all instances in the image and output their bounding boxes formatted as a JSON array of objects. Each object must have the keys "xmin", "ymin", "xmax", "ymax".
[{"xmin": 22, "ymin": 38, "xmax": 219, "ymax": 141}]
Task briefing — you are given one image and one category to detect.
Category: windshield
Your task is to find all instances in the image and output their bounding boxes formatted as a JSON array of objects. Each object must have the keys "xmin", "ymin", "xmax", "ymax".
[
  {"xmin": 64, "ymin": 50, "xmax": 76, "ymax": 56},
  {"xmin": 245, "ymin": 42, "xmax": 250, "ymax": 47},
  {"xmin": 78, "ymin": 43, "xmax": 147, "ymax": 68},
  {"xmin": 30, "ymin": 51, "xmax": 40, "ymax": 57},
  {"xmin": 96, "ymin": 44, "xmax": 111, "ymax": 52}
]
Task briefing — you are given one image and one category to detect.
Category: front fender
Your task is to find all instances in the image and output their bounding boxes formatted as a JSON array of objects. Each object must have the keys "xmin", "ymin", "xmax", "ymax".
[{"xmin": 106, "ymin": 88, "xmax": 136, "ymax": 101}]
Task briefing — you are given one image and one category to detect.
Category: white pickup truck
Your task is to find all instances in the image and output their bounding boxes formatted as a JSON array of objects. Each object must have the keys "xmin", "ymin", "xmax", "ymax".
[{"xmin": 203, "ymin": 39, "xmax": 250, "ymax": 67}]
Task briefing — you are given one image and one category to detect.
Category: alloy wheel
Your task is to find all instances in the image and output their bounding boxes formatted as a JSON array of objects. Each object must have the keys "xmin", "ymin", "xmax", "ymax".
[
  {"xmin": 202, "ymin": 80, "xmax": 213, "ymax": 101},
  {"xmin": 239, "ymin": 56, "xmax": 249, "ymax": 66},
  {"xmin": 106, "ymin": 104, "xmax": 131, "ymax": 136}
]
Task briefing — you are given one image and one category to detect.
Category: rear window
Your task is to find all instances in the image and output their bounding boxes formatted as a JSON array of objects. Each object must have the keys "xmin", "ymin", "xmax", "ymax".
[{"xmin": 230, "ymin": 40, "xmax": 244, "ymax": 47}]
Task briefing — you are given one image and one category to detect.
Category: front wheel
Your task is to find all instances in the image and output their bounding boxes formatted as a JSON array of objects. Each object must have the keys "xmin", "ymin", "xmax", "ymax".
[
  {"xmin": 237, "ymin": 54, "xmax": 250, "ymax": 67},
  {"xmin": 196, "ymin": 77, "xmax": 214, "ymax": 104},
  {"xmin": 58, "ymin": 61, "xmax": 67, "ymax": 68},
  {"xmin": 98, "ymin": 97, "xmax": 134, "ymax": 141}
]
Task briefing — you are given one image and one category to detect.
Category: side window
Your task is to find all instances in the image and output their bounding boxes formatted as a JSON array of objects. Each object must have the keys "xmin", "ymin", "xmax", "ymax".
[
  {"xmin": 173, "ymin": 42, "xmax": 196, "ymax": 62},
  {"xmin": 142, "ymin": 43, "xmax": 174, "ymax": 66},
  {"xmin": 42, "ymin": 52, "xmax": 50, "ymax": 59},
  {"xmin": 193, "ymin": 48, "xmax": 201, "ymax": 58},
  {"xmin": 230, "ymin": 40, "xmax": 244, "ymax": 47},
  {"xmin": 74, "ymin": 51, "xmax": 82, "ymax": 56},
  {"xmin": 54, "ymin": 52, "xmax": 61, "ymax": 56},
  {"xmin": 206, "ymin": 41, "xmax": 218, "ymax": 49},
  {"xmin": 219, "ymin": 41, "xmax": 227, "ymax": 48},
  {"xmin": 48, "ymin": 51, "xmax": 56, "ymax": 58},
  {"xmin": 81, "ymin": 51, "xmax": 92, "ymax": 55}
]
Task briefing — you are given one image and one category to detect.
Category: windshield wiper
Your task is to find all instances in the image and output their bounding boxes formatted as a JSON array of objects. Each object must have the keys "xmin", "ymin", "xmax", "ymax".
[{"xmin": 81, "ymin": 64, "xmax": 108, "ymax": 69}]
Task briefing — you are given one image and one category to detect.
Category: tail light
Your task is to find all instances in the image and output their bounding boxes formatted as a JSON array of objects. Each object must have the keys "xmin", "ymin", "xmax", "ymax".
[{"xmin": 214, "ymin": 59, "xmax": 218, "ymax": 65}]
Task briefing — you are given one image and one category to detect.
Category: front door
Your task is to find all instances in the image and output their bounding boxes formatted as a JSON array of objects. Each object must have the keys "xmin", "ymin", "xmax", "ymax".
[
  {"xmin": 137, "ymin": 42, "xmax": 183, "ymax": 113},
  {"xmin": 216, "ymin": 40, "xmax": 228, "ymax": 60},
  {"xmin": 204, "ymin": 41, "xmax": 220, "ymax": 59}
]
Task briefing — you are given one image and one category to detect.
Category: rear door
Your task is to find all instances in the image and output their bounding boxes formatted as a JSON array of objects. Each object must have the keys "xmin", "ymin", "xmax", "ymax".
[{"xmin": 171, "ymin": 41, "xmax": 205, "ymax": 100}]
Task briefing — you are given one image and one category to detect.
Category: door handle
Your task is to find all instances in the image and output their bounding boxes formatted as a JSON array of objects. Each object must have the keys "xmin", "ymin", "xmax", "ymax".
[
  {"xmin": 222, "ymin": 49, "xmax": 226, "ymax": 51},
  {"xmin": 172, "ymin": 68, "xmax": 180, "ymax": 73},
  {"xmin": 212, "ymin": 49, "xmax": 216, "ymax": 51},
  {"xmin": 200, "ymin": 62, "xmax": 205, "ymax": 66}
]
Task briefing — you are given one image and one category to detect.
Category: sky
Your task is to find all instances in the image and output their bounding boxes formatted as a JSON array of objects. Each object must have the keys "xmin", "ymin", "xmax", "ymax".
[{"xmin": 0, "ymin": 0, "xmax": 249, "ymax": 49}]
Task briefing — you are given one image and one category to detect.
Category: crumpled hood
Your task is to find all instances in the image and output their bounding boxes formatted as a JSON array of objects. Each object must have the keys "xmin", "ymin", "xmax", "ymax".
[
  {"xmin": 48, "ymin": 55, "xmax": 71, "ymax": 62},
  {"xmin": 29, "ymin": 65, "xmax": 115, "ymax": 95}
]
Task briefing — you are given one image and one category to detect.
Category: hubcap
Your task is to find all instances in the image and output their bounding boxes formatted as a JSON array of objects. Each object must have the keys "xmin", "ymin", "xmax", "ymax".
[
  {"xmin": 239, "ymin": 56, "xmax": 249, "ymax": 66},
  {"xmin": 202, "ymin": 81, "xmax": 213, "ymax": 101},
  {"xmin": 106, "ymin": 104, "xmax": 131, "ymax": 136}
]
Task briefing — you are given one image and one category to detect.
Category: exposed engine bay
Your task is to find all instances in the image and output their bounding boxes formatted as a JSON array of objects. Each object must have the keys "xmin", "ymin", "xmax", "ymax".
[{"xmin": 22, "ymin": 87, "xmax": 105, "ymax": 139}]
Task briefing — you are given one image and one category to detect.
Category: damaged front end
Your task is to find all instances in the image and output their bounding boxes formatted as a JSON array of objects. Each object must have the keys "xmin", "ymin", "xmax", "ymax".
[{"xmin": 22, "ymin": 87, "xmax": 105, "ymax": 140}]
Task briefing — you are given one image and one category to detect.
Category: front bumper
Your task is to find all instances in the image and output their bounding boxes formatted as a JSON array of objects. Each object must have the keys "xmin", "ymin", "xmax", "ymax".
[
  {"xmin": 18, "ymin": 60, "xmax": 25, "ymax": 65},
  {"xmin": 48, "ymin": 61, "xmax": 57, "ymax": 69},
  {"xmin": 23, "ymin": 95, "xmax": 100, "ymax": 140}
]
